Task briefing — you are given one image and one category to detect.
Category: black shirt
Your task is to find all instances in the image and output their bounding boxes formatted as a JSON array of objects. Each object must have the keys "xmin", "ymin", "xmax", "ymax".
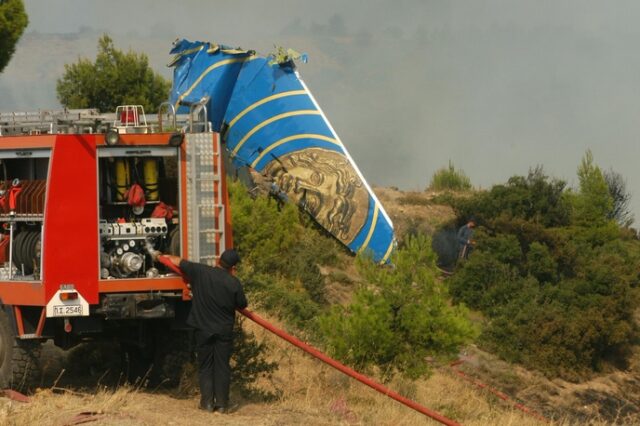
[{"xmin": 179, "ymin": 260, "xmax": 248, "ymax": 337}]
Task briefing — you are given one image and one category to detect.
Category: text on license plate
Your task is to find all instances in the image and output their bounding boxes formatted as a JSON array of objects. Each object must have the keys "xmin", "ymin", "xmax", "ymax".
[{"xmin": 52, "ymin": 305, "xmax": 83, "ymax": 316}]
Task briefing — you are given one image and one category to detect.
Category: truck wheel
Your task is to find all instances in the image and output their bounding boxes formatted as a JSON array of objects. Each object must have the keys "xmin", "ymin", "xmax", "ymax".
[
  {"xmin": 0, "ymin": 309, "xmax": 42, "ymax": 392},
  {"xmin": 120, "ymin": 343, "xmax": 154, "ymax": 385},
  {"xmin": 120, "ymin": 331, "xmax": 192, "ymax": 388},
  {"xmin": 155, "ymin": 331, "xmax": 193, "ymax": 388}
]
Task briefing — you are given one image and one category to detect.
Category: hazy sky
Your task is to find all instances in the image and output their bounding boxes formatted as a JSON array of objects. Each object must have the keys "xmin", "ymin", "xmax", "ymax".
[{"xmin": 4, "ymin": 0, "xmax": 640, "ymax": 222}]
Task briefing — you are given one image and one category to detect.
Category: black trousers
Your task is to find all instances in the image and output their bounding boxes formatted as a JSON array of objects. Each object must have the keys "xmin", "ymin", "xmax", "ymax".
[{"xmin": 195, "ymin": 330, "xmax": 234, "ymax": 408}]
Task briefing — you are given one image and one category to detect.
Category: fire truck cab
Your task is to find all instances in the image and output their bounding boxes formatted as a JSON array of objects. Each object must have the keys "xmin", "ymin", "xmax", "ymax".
[{"xmin": 0, "ymin": 104, "xmax": 232, "ymax": 389}]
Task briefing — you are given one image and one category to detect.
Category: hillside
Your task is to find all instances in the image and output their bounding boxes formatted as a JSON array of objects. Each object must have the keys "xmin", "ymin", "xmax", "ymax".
[
  {"xmin": 376, "ymin": 187, "xmax": 640, "ymax": 423},
  {"xmin": 0, "ymin": 319, "xmax": 549, "ymax": 426},
  {"xmin": 1, "ymin": 187, "xmax": 638, "ymax": 425},
  {"xmin": 376, "ymin": 187, "xmax": 640, "ymax": 424}
]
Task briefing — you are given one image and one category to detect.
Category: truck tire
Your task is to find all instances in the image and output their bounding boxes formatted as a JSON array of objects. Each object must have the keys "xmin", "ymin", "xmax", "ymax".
[
  {"xmin": 0, "ymin": 309, "xmax": 42, "ymax": 392},
  {"xmin": 120, "ymin": 330, "xmax": 192, "ymax": 388},
  {"xmin": 154, "ymin": 330, "xmax": 193, "ymax": 388},
  {"xmin": 120, "ymin": 343, "xmax": 154, "ymax": 385}
]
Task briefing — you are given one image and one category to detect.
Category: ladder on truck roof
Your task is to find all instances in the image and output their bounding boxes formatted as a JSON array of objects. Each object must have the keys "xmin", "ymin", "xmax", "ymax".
[
  {"xmin": 0, "ymin": 109, "xmax": 106, "ymax": 136},
  {"xmin": 0, "ymin": 99, "xmax": 211, "ymax": 137},
  {"xmin": 0, "ymin": 104, "xmax": 204, "ymax": 137}
]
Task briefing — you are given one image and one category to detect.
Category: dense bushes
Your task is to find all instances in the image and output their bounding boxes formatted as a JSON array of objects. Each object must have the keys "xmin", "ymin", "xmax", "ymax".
[
  {"xmin": 448, "ymin": 159, "xmax": 640, "ymax": 380},
  {"xmin": 319, "ymin": 236, "xmax": 477, "ymax": 379},
  {"xmin": 229, "ymin": 152, "xmax": 639, "ymax": 383},
  {"xmin": 230, "ymin": 179, "xmax": 476, "ymax": 381},
  {"xmin": 455, "ymin": 166, "xmax": 571, "ymax": 228}
]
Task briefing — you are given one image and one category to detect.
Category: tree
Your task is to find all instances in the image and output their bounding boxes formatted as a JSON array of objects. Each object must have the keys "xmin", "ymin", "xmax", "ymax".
[
  {"xmin": 56, "ymin": 34, "xmax": 171, "ymax": 113},
  {"xmin": 604, "ymin": 169, "xmax": 634, "ymax": 227},
  {"xmin": 573, "ymin": 150, "xmax": 613, "ymax": 226},
  {"xmin": 0, "ymin": 0, "xmax": 28, "ymax": 74},
  {"xmin": 428, "ymin": 160, "xmax": 472, "ymax": 192},
  {"xmin": 319, "ymin": 235, "xmax": 477, "ymax": 379}
]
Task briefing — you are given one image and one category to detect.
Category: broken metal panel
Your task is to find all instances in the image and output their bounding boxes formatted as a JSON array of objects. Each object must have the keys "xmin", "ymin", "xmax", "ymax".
[{"xmin": 169, "ymin": 40, "xmax": 252, "ymax": 132}]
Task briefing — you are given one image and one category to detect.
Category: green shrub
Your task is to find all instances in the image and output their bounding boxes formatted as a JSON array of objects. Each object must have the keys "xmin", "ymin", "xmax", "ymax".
[
  {"xmin": 526, "ymin": 242, "xmax": 558, "ymax": 284},
  {"xmin": 229, "ymin": 179, "xmax": 341, "ymax": 329},
  {"xmin": 319, "ymin": 235, "xmax": 477, "ymax": 379},
  {"xmin": 484, "ymin": 266, "xmax": 638, "ymax": 379},
  {"xmin": 243, "ymin": 272, "xmax": 321, "ymax": 330},
  {"xmin": 449, "ymin": 252, "xmax": 528, "ymax": 314},
  {"xmin": 428, "ymin": 161, "xmax": 472, "ymax": 192},
  {"xmin": 231, "ymin": 319, "xmax": 279, "ymax": 400}
]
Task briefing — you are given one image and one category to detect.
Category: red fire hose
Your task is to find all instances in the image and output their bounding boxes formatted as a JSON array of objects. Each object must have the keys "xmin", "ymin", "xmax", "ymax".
[
  {"xmin": 158, "ymin": 256, "xmax": 460, "ymax": 426},
  {"xmin": 449, "ymin": 360, "xmax": 548, "ymax": 423}
]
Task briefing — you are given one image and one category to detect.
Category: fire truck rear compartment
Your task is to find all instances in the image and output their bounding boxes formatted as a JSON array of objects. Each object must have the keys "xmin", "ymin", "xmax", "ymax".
[
  {"xmin": 0, "ymin": 108, "xmax": 227, "ymax": 389},
  {"xmin": 97, "ymin": 153, "xmax": 181, "ymax": 280}
]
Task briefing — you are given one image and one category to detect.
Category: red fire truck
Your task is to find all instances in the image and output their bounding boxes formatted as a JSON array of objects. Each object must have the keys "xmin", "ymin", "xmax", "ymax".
[{"xmin": 0, "ymin": 104, "xmax": 232, "ymax": 389}]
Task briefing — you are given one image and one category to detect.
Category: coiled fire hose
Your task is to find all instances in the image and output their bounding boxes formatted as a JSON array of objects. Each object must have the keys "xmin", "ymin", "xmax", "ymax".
[{"xmin": 158, "ymin": 255, "xmax": 460, "ymax": 426}]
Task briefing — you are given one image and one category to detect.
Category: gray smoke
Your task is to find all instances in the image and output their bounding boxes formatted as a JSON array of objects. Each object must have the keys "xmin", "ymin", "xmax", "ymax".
[
  {"xmin": 3, "ymin": 1, "xmax": 640, "ymax": 223},
  {"xmin": 431, "ymin": 228, "xmax": 459, "ymax": 270}
]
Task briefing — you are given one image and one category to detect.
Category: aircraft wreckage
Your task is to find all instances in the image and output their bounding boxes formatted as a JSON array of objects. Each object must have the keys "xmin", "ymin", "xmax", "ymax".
[{"xmin": 169, "ymin": 39, "xmax": 395, "ymax": 263}]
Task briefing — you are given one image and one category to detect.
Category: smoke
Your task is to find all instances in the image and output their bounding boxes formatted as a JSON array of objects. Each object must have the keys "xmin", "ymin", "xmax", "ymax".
[
  {"xmin": 431, "ymin": 227, "xmax": 460, "ymax": 269},
  {"xmin": 3, "ymin": 0, "xmax": 640, "ymax": 222}
]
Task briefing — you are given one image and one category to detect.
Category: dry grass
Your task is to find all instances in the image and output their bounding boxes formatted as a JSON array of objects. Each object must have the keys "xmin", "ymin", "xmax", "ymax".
[
  {"xmin": 0, "ymin": 387, "xmax": 139, "ymax": 425},
  {"xmin": 237, "ymin": 315, "xmax": 557, "ymax": 426},
  {"xmin": 0, "ymin": 314, "xmax": 630, "ymax": 425},
  {"xmin": 373, "ymin": 187, "xmax": 457, "ymax": 243}
]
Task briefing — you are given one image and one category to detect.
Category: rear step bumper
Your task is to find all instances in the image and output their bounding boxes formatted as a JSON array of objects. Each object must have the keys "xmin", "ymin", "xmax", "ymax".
[{"xmin": 95, "ymin": 293, "xmax": 183, "ymax": 319}]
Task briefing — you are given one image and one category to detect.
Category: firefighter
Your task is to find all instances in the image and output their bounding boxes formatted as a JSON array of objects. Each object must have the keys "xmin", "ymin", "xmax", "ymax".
[
  {"xmin": 163, "ymin": 249, "xmax": 248, "ymax": 414},
  {"xmin": 457, "ymin": 217, "xmax": 476, "ymax": 261}
]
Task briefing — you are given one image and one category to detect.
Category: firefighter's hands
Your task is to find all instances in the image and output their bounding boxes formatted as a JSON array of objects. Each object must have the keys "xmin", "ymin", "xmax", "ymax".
[
  {"xmin": 145, "ymin": 239, "xmax": 162, "ymax": 262},
  {"xmin": 150, "ymin": 250, "xmax": 162, "ymax": 261},
  {"xmin": 162, "ymin": 254, "xmax": 182, "ymax": 267}
]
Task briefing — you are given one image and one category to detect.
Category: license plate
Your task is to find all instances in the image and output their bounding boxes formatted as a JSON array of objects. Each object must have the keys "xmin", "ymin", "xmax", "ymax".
[{"xmin": 52, "ymin": 304, "xmax": 83, "ymax": 317}]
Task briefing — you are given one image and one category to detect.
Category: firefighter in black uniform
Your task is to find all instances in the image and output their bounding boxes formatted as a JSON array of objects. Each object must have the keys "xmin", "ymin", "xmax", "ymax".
[{"xmin": 164, "ymin": 249, "xmax": 248, "ymax": 414}]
